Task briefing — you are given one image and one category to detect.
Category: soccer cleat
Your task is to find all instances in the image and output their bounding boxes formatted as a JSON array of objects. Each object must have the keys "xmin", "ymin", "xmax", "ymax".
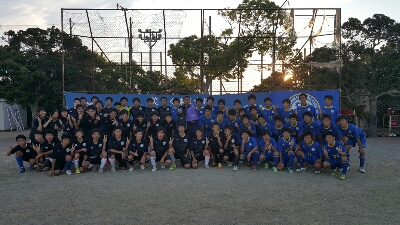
[
  {"xmin": 140, "ymin": 164, "xmax": 145, "ymax": 170},
  {"xmin": 91, "ymin": 166, "xmax": 96, "ymax": 172},
  {"xmin": 314, "ymin": 170, "xmax": 320, "ymax": 174},
  {"xmin": 169, "ymin": 164, "xmax": 177, "ymax": 170},
  {"xmin": 347, "ymin": 165, "xmax": 351, "ymax": 171},
  {"xmin": 233, "ymin": 165, "xmax": 238, "ymax": 171},
  {"xmin": 246, "ymin": 161, "xmax": 251, "ymax": 167},
  {"xmin": 359, "ymin": 167, "xmax": 365, "ymax": 173},
  {"xmin": 272, "ymin": 167, "xmax": 278, "ymax": 173},
  {"xmin": 340, "ymin": 174, "xmax": 346, "ymax": 180},
  {"xmin": 227, "ymin": 162, "xmax": 232, "ymax": 167},
  {"xmin": 111, "ymin": 166, "xmax": 116, "ymax": 172},
  {"xmin": 296, "ymin": 167, "xmax": 306, "ymax": 172},
  {"xmin": 205, "ymin": 165, "xmax": 210, "ymax": 169},
  {"xmin": 160, "ymin": 164, "xmax": 166, "ymax": 169},
  {"xmin": 75, "ymin": 168, "xmax": 80, "ymax": 174},
  {"xmin": 66, "ymin": 170, "xmax": 72, "ymax": 175},
  {"xmin": 18, "ymin": 167, "xmax": 25, "ymax": 173},
  {"xmin": 29, "ymin": 165, "xmax": 34, "ymax": 171},
  {"xmin": 253, "ymin": 165, "xmax": 258, "ymax": 171},
  {"xmin": 264, "ymin": 164, "xmax": 269, "ymax": 170},
  {"xmin": 331, "ymin": 167, "xmax": 338, "ymax": 175},
  {"xmin": 152, "ymin": 167, "xmax": 157, "ymax": 172},
  {"xmin": 257, "ymin": 161, "xmax": 261, "ymax": 165},
  {"xmin": 88, "ymin": 164, "xmax": 93, "ymax": 169},
  {"xmin": 99, "ymin": 168, "xmax": 104, "ymax": 174},
  {"xmin": 129, "ymin": 167, "xmax": 134, "ymax": 172},
  {"xmin": 218, "ymin": 163, "xmax": 222, "ymax": 169},
  {"xmin": 296, "ymin": 162, "xmax": 301, "ymax": 167},
  {"xmin": 288, "ymin": 168, "xmax": 294, "ymax": 174}
]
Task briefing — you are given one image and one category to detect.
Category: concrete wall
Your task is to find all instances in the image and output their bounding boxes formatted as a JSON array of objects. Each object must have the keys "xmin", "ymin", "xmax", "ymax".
[{"xmin": 0, "ymin": 99, "xmax": 27, "ymax": 131}]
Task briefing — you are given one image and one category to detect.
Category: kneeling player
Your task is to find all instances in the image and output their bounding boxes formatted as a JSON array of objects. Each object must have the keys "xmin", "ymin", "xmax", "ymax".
[
  {"xmin": 239, "ymin": 130, "xmax": 260, "ymax": 170},
  {"xmin": 277, "ymin": 127, "xmax": 296, "ymax": 173},
  {"xmin": 108, "ymin": 126, "xmax": 129, "ymax": 172},
  {"xmin": 189, "ymin": 128, "xmax": 207, "ymax": 169},
  {"xmin": 295, "ymin": 131, "xmax": 323, "ymax": 174},
  {"xmin": 208, "ymin": 122, "xmax": 225, "ymax": 168},
  {"xmin": 127, "ymin": 129, "xmax": 150, "ymax": 171},
  {"xmin": 50, "ymin": 133, "xmax": 74, "ymax": 176},
  {"xmin": 170, "ymin": 123, "xmax": 190, "ymax": 168},
  {"xmin": 322, "ymin": 131, "xmax": 349, "ymax": 180},
  {"xmin": 150, "ymin": 127, "xmax": 175, "ymax": 170},
  {"xmin": 72, "ymin": 129, "xmax": 87, "ymax": 174},
  {"xmin": 7, "ymin": 135, "xmax": 37, "ymax": 173},
  {"xmin": 223, "ymin": 126, "xmax": 240, "ymax": 170},
  {"xmin": 258, "ymin": 130, "xmax": 279, "ymax": 171},
  {"xmin": 82, "ymin": 129, "xmax": 108, "ymax": 173}
]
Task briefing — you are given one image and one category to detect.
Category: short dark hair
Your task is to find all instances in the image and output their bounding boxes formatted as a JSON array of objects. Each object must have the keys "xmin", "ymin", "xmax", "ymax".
[
  {"xmin": 161, "ymin": 96, "xmax": 167, "ymax": 101},
  {"xmin": 282, "ymin": 127, "xmax": 291, "ymax": 133},
  {"xmin": 136, "ymin": 111, "xmax": 145, "ymax": 118},
  {"xmin": 324, "ymin": 95, "xmax": 333, "ymax": 101},
  {"xmin": 36, "ymin": 107, "xmax": 46, "ymax": 113},
  {"xmin": 113, "ymin": 126, "xmax": 123, "ymax": 131},
  {"xmin": 110, "ymin": 108, "xmax": 119, "ymax": 114},
  {"xmin": 120, "ymin": 97, "xmax": 128, "ymax": 102},
  {"xmin": 196, "ymin": 97, "xmax": 203, "ymax": 103},
  {"xmin": 216, "ymin": 110, "xmax": 224, "ymax": 115},
  {"xmin": 177, "ymin": 122, "xmax": 185, "ymax": 128},
  {"xmin": 91, "ymin": 129, "xmax": 101, "ymax": 135},
  {"xmin": 133, "ymin": 97, "xmax": 140, "ymax": 103},
  {"xmin": 74, "ymin": 128, "xmax": 84, "ymax": 135},
  {"xmin": 74, "ymin": 98, "xmax": 81, "ymax": 102},
  {"xmin": 217, "ymin": 99, "xmax": 225, "ymax": 105},
  {"xmin": 240, "ymin": 130, "xmax": 249, "ymax": 135},
  {"xmin": 289, "ymin": 113, "xmax": 298, "ymax": 119},
  {"xmin": 61, "ymin": 133, "xmax": 72, "ymax": 140},
  {"xmin": 282, "ymin": 98, "xmax": 290, "ymax": 104},
  {"xmin": 264, "ymin": 97, "xmax": 272, "ymax": 102},
  {"xmin": 105, "ymin": 97, "xmax": 113, "ymax": 102},
  {"xmin": 302, "ymin": 111, "xmax": 312, "ymax": 119},
  {"xmin": 207, "ymin": 96, "xmax": 214, "ymax": 102},
  {"xmin": 95, "ymin": 100, "xmax": 103, "ymax": 106},
  {"xmin": 224, "ymin": 125, "xmax": 233, "ymax": 131},
  {"xmin": 165, "ymin": 112, "xmax": 172, "ymax": 118},
  {"xmin": 119, "ymin": 109, "xmax": 128, "ymax": 115},
  {"xmin": 248, "ymin": 94, "xmax": 256, "ymax": 100},
  {"xmin": 172, "ymin": 98, "xmax": 180, "ymax": 103},
  {"xmin": 274, "ymin": 115, "xmax": 283, "ymax": 122},
  {"xmin": 228, "ymin": 109, "xmax": 236, "ymax": 116},
  {"xmin": 325, "ymin": 131, "xmax": 335, "ymax": 137},
  {"xmin": 80, "ymin": 96, "xmax": 87, "ymax": 101},
  {"xmin": 86, "ymin": 105, "xmax": 96, "ymax": 111},
  {"xmin": 257, "ymin": 115, "xmax": 265, "ymax": 119},
  {"xmin": 204, "ymin": 105, "xmax": 212, "ymax": 111},
  {"xmin": 322, "ymin": 114, "xmax": 332, "ymax": 120},
  {"xmin": 239, "ymin": 108, "xmax": 246, "ymax": 113},
  {"xmin": 303, "ymin": 130, "xmax": 313, "ymax": 138},
  {"xmin": 234, "ymin": 99, "xmax": 241, "ymax": 105},
  {"xmin": 114, "ymin": 102, "xmax": 121, "ymax": 107},
  {"xmin": 16, "ymin": 135, "xmax": 26, "ymax": 141},
  {"xmin": 134, "ymin": 128, "xmax": 144, "ymax": 135},
  {"xmin": 261, "ymin": 130, "xmax": 270, "ymax": 136},
  {"xmin": 299, "ymin": 93, "xmax": 307, "ymax": 98},
  {"xmin": 147, "ymin": 97, "xmax": 154, "ymax": 103},
  {"xmin": 76, "ymin": 104, "xmax": 84, "ymax": 109},
  {"xmin": 44, "ymin": 129, "xmax": 54, "ymax": 136},
  {"xmin": 212, "ymin": 122, "xmax": 220, "ymax": 127},
  {"xmin": 91, "ymin": 96, "xmax": 99, "ymax": 101},
  {"xmin": 157, "ymin": 127, "xmax": 166, "ymax": 134},
  {"xmin": 241, "ymin": 114, "xmax": 249, "ymax": 120},
  {"xmin": 249, "ymin": 106, "xmax": 257, "ymax": 112},
  {"xmin": 338, "ymin": 115, "xmax": 348, "ymax": 122}
]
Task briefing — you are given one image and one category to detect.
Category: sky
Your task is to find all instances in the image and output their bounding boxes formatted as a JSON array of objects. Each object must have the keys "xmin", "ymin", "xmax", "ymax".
[{"xmin": 0, "ymin": 0, "xmax": 399, "ymax": 92}]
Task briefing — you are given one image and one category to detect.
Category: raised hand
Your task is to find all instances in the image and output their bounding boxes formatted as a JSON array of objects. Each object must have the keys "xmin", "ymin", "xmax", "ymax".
[
  {"xmin": 147, "ymin": 122, "xmax": 151, "ymax": 128},
  {"xmin": 149, "ymin": 135, "xmax": 153, "ymax": 143},
  {"xmin": 103, "ymin": 135, "xmax": 108, "ymax": 144},
  {"xmin": 205, "ymin": 137, "xmax": 209, "ymax": 145},
  {"xmin": 169, "ymin": 137, "xmax": 174, "ymax": 145}
]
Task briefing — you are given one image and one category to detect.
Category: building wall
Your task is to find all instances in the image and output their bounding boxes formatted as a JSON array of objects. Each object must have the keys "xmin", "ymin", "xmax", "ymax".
[{"xmin": 0, "ymin": 99, "xmax": 27, "ymax": 131}]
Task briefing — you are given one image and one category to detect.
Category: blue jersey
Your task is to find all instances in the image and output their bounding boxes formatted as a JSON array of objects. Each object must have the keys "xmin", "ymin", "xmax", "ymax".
[
  {"xmin": 240, "ymin": 136, "xmax": 258, "ymax": 152},
  {"xmin": 277, "ymin": 137, "xmax": 296, "ymax": 155},
  {"xmin": 249, "ymin": 114, "xmax": 261, "ymax": 124},
  {"xmin": 320, "ymin": 123, "xmax": 342, "ymax": 143},
  {"xmin": 323, "ymin": 141, "xmax": 346, "ymax": 160},
  {"xmin": 215, "ymin": 118, "xmax": 225, "ymax": 131},
  {"xmin": 300, "ymin": 141, "xmax": 322, "ymax": 158},
  {"xmin": 259, "ymin": 138, "xmax": 277, "ymax": 154},
  {"xmin": 213, "ymin": 107, "xmax": 228, "ymax": 118},
  {"xmin": 239, "ymin": 123, "xmax": 256, "ymax": 137},
  {"xmin": 199, "ymin": 114, "xmax": 216, "ymax": 137},
  {"xmin": 170, "ymin": 107, "xmax": 180, "ymax": 121},
  {"xmin": 297, "ymin": 104, "xmax": 317, "ymax": 122},
  {"xmin": 195, "ymin": 107, "xmax": 204, "ymax": 118},
  {"xmin": 321, "ymin": 106, "xmax": 339, "ymax": 123},
  {"xmin": 256, "ymin": 122, "xmax": 271, "ymax": 141},
  {"xmin": 245, "ymin": 104, "xmax": 261, "ymax": 116},
  {"xmin": 260, "ymin": 107, "xmax": 275, "ymax": 125},
  {"xmin": 284, "ymin": 122, "xmax": 303, "ymax": 137},
  {"xmin": 338, "ymin": 123, "xmax": 363, "ymax": 140},
  {"xmin": 276, "ymin": 108, "xmax": 295, "ymax": 123},
  {"xmin": 270, "ymin": 125, "xmax": 284, "ymax": 142},
  {"xmin": 224, "ymin": 117, "xmax": 241, "ymax": 138},
  {"xmin": 301, "ymin": 121, "xmax": 320, "ymax": 136}
]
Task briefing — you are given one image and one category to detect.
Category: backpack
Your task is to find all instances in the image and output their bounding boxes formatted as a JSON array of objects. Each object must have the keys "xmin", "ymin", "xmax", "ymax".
[{"xmin": 186, "ymin": 106, "xmax": 199, "ymax": 122}]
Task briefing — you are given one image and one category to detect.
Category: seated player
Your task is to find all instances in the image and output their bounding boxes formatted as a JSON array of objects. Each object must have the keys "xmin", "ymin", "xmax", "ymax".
[
  {"xmin": 29, "ymin": 107, "xmax": 48, "ymax": 141},
  {"xmin": 208, "ymin": 122, "xmax": 225, "ymax": 168},
  {"xmin": 95, "ymin": 100, "xmax": 104, "ymax": 117},
  {"xmin": 145, "ymin": 112, "xmax": 161, "ymax": 142},
  {"xmin": 337, "ymin": 115, "xmax": 366, "ymax": 173},
  {"xmin": 199, "ymin": 105, "xmax": 216, "ymax": 138},
  {"xmin": 82, "ymin": 129, "xmax": 108, "ymax": 173},
  {"xmin": 150, "ymin": 127, "xmax": 175, "ymax": 170},
  {"xmin": 127, "ymin": 129, "xmax": 150, "ymax": 171},
  {"xmin": 318, "ymin": 114, "xmax": 342, "ymax": 146},
  {"xmin": 72, "ymin": 129, "xmax": 87, "ymax": 174},
  {"xmin": 239, "ymin": 114, "xmax": 256, "ymax": 137},
  {"xmin": 276, "ymin": 98, "xmax": 294, "ymax": 123},
  {"xmin": 160, "ymin": 113, "xmax": 176, "ymax": 140},
  {"xmin": 285, "ymin": 113, "xmax": 303, "ymax": 144},
  {"xmin": 50, "ymin": 133, "xmax": 74, "ymax": 176},
  {"xmin": 295, "ymin": 131, "xmax": 323, "ymax": 174},
  {"xmin": 100, "ymin": 96, "xmax": 114, "ymax": 117},
  {"xmin": 277, "ymin": 127, "xmax": 296, "ymax": 173},
  {"xmin": 322, "ymin": 131, "xmax": 349, "ymax": 180},
  {"xmin": 233, "ymin": 99, "xmax": 241, "ymax": 117},
  {"xmin": 224, "ymin": 109, "xmax": 241, "ymax": 139},
  {"xmin": 189, "ymin": 128, "xmax": 207, "ymax": 169},
  {"xmin": 108, "ymin": 126, "xmax": 129, "ymax": 172},
  {"xmin": 258, "ymin": 130, "xmax": 279, "ymax": 171},
  {"xmin": 170, "ymin": 123, "xmax": 190, "ymax": 168},
  {"xmin": 239, "ymin": 130, "xmax": 259, "ymax": 170},
  {"xmin": 132, "ymin": 112, "xmax": 148, "ymax": 133},
  {"xmin": 114, "ymin": 102, "xmax": 121, "ymax": 113},
  {"xmin": 271, "ymin": 115, "xmax": 284, "ymax": 142},
  {"xmin": 301, "ymin": 111, "xmax": 320, "ymax": 141},
  {"xmin": 78, "ymin": 105, "xmax": 100, "ymax": 139},
  {"xmin": 7, "ymin": 135, "xmax": 37, "ymax": 173},
  {"xmin": 35, "ymin": 129, "xmax": 59, "ymax": 172},
  {"xmin": 248, "ymin": 106, "xmax": 260, "ymax": 125},
  {"xmin": 222, "ymin": 126, "xmax": 240, "ymax": 170},
  {"xmin": 68, "ymin": 98, "xmax": 81, "ymax": 118},
  {"xmin": 43, "ymin": 110, "xmax": 62, "ymax": 137}
]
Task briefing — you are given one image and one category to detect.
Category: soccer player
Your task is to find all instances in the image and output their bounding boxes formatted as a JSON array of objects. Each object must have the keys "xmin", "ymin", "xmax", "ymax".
[
  {"xmin": 29, "ymin": 107, "xmax": 49, "ymax": 141},
  {"xmin": 170, "ymin": 123, "xmax": 190, "ymax": 168},
  {"xmin": 80, "ymin": 96, "xmax": 88, "ymax": 108},
  {"xmin": 295, "ymin": 131, "xmax": 323, "ymax": 174},
  {"xmin": 161, "ymin": 113, "xmax": 176, "ymax": 140},
  {"xmin": 258, "ymin": 130, "xmax": 279, "ymax": 171},
  {"xmin": 301, "ymin": 111, "xmax": 320, "ymax": 140},
  {"xmin": 90, "ymin": 96, "xmax": 99, "ymax": 105},
  {"xmin": 239, "ymin": 130, "xmax": 260, "ymax": 170},
  {"xmin": 59, "ymin": 108, "xmax": 74, "ymax": 135},
  {"xmin": 208, "ymin": 122, "xmax": 225, "ymax": 168},
  {"xmin": 260, "ymin": 97, "xmax": 276, "ymax": 125},
  {"xmin": 277, "ymin": 127, "xmax": 296, "ymax": 173},
  {"xmin": 100, "ymin": 108, "xmax": 119, "ymax": 138},
  {"xmin": 146, "ymin": 112, "xmax": 161, "ymax": 141},
  {"xmin": 285, "ymin": 113, "xmax": 303, "ymax": 144},
  {"xmin": 82, "ymin": 129, "xmax": 108, "ymax": 173},
  {"xmin": 170, "ymin": 98, "xmax": 181, "ymax": 121},
  {"xmin": 199, "ymin": 105, "xmax": 216, "ymax": 138},
  {"xmin": 108, "ymin": 126, "xmax": 129, "ymax": 172},
  {"xmin": 120, "ymin": 96, "xmax": 130, "ymax": 114},
  {"xmin": 101, "ymin": 96, "xmax": 114, "ymax": 117},
  {"xmin": 224, "ymin": 109, "xmax": 241, "ymax": 139},
  {"xmin": 35, "ymin": 129, "xmax": 59, "ymax": 172},
  {"xmin": 337, "ymin": 115, "xmax": 366, "ymax": 173},
  {"xmin": 276, "ymin": 98, "xmax": 295, "ymax": 123},
  {"xmin": 127, "ymin": 129, "xmax": 151, "ymax": 170},
  {"xmin": 256, "ymin": 115, "xmax": 272, "ymax": 143},
  {"xmin": 322, "ymin": 131, "xmax": 349, "ymax": 180},
  {"xmin": 68, "ymin": 98, "xmax": 81, "ymax": 118},
  {"xmin": 239, "ymin": 114, "xmax": 256, "ymax": 137},
  {"xmin": 132, "ymin": 112, "xmax": 148, "ymax": 133},
  {"xmin": 318, "ymin": 114, "xmax": 342, "ymax": 146},
  {"xmin": 71, "ymin": 129, "xmax": 87, "ymax": 174},
  {"xmin": 222, "ymin": 126, "xmax": 240, "ymax": 170},
  {"xmin": 195, "ymin": 97, "xmax": 204, "ymax": 117},
  {"xmin": 118, "ymin": 109, "xmax": 133, "ymax": 139},
  {"xmin": 114, "ymin": 102, "xmax": 121, "ymax": 112},
  {"xmin": 7, "ymin": 135, "xmax": 37, "ymax": 173},
  {"xmin": 129, "ymin": 97, "xmax": 145, "ymax": 120},
  {"xmin": 319, "ymin": 95, "xmax": 339, "ymax": 124},
  {"xmin": 245, "ymin": 93, "xmax": 260, "ymax": 116},
  {"xmin": 94, "ymin": 100, "xmax": 104, "ymax": 117},
  {"xmin": 215, "ymin": 99, "xmax": 228, "ymax": 117},
  {"xmin": 158, "ymin": 96, "xmax": 171, "ymax": 121},
  {"xmin": 189, "ymin": 128, "xmax": 207, "ymax": 169},
  {"xmin": 248, "ymin": 106, "xmax": 260, "ymax": 125},
  {"xmin": 71, "ymin": 104, "xmax": 85, "ymax": 129},
  {"xmin": 205, "ymin": 96, "xmax": 219, "ymax": 112},
  {"xmin": 77, "ymin": 105, "xmax": 100, "ymax": 139},
  {"xmin": 43, "ymin": 110, "xmax": 61, "ymax": 136},
  {"xmin": 296, "ymin": 93, "xmax": 317, "ymax": 122},
  {"xmin": 144, "ymin": 97, "xmax": 159, "ymax": 122},
  {"xmin": 233, "ymin": 99, "xmax": 242, "ymax": 117},
  {"xmin": 150, "ymin": 127, "xmax": 175, "ymax": 170},
  {"xmin": 215, "ymin": 110, "xmax": 225, "ymax": 131},
  {"xmin": 49, "ymin": 133, "xmax": 74, "ymax": 176},
  {"xmin": 271, "ymin": 115, "xmax": 284, "ymax": 142}
]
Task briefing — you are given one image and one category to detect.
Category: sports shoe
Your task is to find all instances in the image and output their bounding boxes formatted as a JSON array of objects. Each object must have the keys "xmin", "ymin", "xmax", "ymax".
[
  {"xmin": 273, "ymin": 167, "xmax": 278, "ymax": 173},
  {"xmin": 296, "ymin": 167, "xmax": 306, "ymax": 172},
  {"xmin": 18, "ymin": 167, "xmax": 25, "ymax": 173},
  {"xmin": 91, "ymin": 166, "xmax": 96, "ymax": 172},
  {"xmin": 160, "ymin": 164, "xmax": 166, "ymax": 169},
  {"xmin": 253, "ymin": 165, "xmax": 258, "ymax": 171},
  {"xmin": 314, "ymin": 170, "xmax": 320, "ymax": 174},
  {"xmin": 129, "ymin": 166, "xmax": 134, "ymax": 171},
  {"xmin": 246, "ymin": 161, "xmax": 251, "ymax": 167},
  {"xmin": 152, "ymin": 167, "xmax": 157, "ymax": 172},
  {"xmin": 257, "ymin": 160, "xmax": 261, "ymax": 165},
  {"xmin": 218, "ymin": 163, "xmax": 223, "ymax": 169},
  {"xmin": 140, "ymin": 164, "xmax": 145, "ymax": 170},
  {"xmin": 66, "ymin": 170, "xmax": 72, "ymax": 175},
  {"xmin": 111, "ymin": 166, "xmax": 116, "ymax": 172},
  {"xmin": 205, "ymin": 165, "xmax": 210, "ymax": 169},
  {"xmin": 75, "ymin": 168, "xmax": 80, "ymax": 174},
  {"xmin": 331, "ymin": 167, "xmax": 338, "ymax": 175},
  {"xmin": 169, "ymin": 164, "xmax": 177, "ymax": 170},
  {"xmin": 99, "ymin": 168, "xmax": 104, "ymax": 174},
  {"xmin": 227, "ymin": 162, "xmax": 232, "ymax": 167},
  {"xmin": 88, "ymin": 164, "xmax": 93, "ymax": 169},
  {"xmin": 264, "ymin": 164, "xmax": 269, "ymax": 170},
  {"xmin": 359, "ymin": 167, "xmax": 365, "ymax": 173},
  {"xmin": 29, "ymin": 165, "xmax": 34, "ymax": 171},
  {"xmin": 340, "ymin": 174, "xmax": 346, "ymax": 180},
  {"xmin": 233, "ymin": 165, "xmax": 238, "ymax": 171},
  {"xmin": 347, "ymin": 165, "xmax": 351, "ymax": 171},
  {"xmin": 288, "ymin": 168, "xmax": 294, "ymax": 174}
]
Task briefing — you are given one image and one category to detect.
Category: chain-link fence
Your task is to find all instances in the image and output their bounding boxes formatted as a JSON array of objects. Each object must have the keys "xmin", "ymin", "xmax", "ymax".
[{"xmin": 61, "ymin": 8, "xmax": 341, "ymax": 94}]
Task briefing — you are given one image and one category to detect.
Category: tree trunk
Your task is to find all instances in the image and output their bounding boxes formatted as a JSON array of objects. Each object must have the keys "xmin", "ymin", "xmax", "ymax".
[
  {"xmin": 28, "ymin": 102, "xmax": 39, "ymax": 126},
  {"xmin": 203, "ymin": 76, "xmax": 211, "ymax": 95},
  {"xmin": 367, "ymin": 95, "xmax": 378, "ymax": 138}
]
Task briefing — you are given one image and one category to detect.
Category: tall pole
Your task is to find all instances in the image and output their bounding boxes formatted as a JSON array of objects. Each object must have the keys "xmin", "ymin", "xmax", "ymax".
[
  {"xmin": 149, "ymin": 30, "xmax": 152, "ymax": 72},
  {"xmin": 129, "ymin": 17, "xmax": 133, "ymax": 92},
  {"xmin": 61, "ymin": 9, "xmax": 65, "ymax": 107}
]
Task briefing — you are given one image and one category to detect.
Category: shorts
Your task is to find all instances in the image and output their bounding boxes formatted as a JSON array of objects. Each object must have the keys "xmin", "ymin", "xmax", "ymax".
[
  {"xmin": 192, "ymin": 153, "xmax": 205, "ymax": 162},
  {"xmin": 131, "ymin": 152, "xmax": 145, "ymax": 162},
  {"xmin": 87, "ymin": 157, "xmax": 101, "ymax": 165},
  {"xmin": 44, "ymin": 158, "xmax": 53, "ymax": 168},
  {"xmin": 178, "ymin": 152, "xmax": 190, "ymax": 166},
  {"xmin": 282, "ymin": 154, "xmax": 294, "ymax": 166},
  {"xmin": 110, "ymin": 152, "xmax": 127, "ymax": 168},
  {"xmin": 158, "ymin": 154, "xmax": 172, "ymax": 163},
  {"xmin": 155, "ymin": 152, "xmax": 166, "ymax": 162},
  {"xmin": 346, "ymin": 136, "xmax": 366, "ymax": 148},
  {"xmin": 54, "ymin": 159, "xmax": 65, "ymax": 171},
  {"xmin": 325, "ymin": 159, "xmax": 342, "ymax": 168},
  {"xmin": 304, "ymin": 156, "xmax": 320, "ymax": 165},
  {"xmin": 223, "ymin": 150, "xmax": 234, "ymax": 161},
  {"xmin": 261, "ymin": 152, "xmax": 274, "ymax": 162},
  {"xmin": 22, "ymin": 152, "xmax": 37, "ymax": 162}
]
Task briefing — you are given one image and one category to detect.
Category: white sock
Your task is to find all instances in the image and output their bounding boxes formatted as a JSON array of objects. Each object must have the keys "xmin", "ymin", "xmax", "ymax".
[
  {"xmin": 205, "ymin": 156, "xmax": 210, "ymax": 166},
  {"xmin": 73, "ymin": 159, "xmax": 79, "ymax": 169},
  {"xmin": 109, "ymin": 158, "xmax": 115, "ymax": 166},
  {"xmin": 100, "ymin": 158, "xmax": 107, "ymax": 168},
  {"xmin": 150, "ymin": 157, "xmax": 156, "ymax": 168}
]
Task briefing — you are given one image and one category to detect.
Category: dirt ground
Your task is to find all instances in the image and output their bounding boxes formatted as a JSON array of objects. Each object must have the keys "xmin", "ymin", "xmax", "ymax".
[{"xmin": 0, "ymin": 129, "xmax": 399, "ymax": 225}]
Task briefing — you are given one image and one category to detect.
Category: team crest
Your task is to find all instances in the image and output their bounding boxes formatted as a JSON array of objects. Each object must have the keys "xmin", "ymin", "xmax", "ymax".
[
  {"xmin": 231, "ymin": 139, "xmax": 235, "ymax": 143},
  {"xmin": 152, "ymin": 109, "xmax": 155, "ymax": 111},
  {"xmin": 127, "ymin": 124, "xmax": 130, "ymax": 127},
  {"xmin": 83, "ymin": 143, "xmax": 86, "ymax": 146},
  {"xmin": 121, "ymin": 141, "xmax": 125, "ymax": 145},
  {"xmin": 296, "ymin": 127, "xmax": 299, "ymax": 130},
  {"xmin": 156, "ymin": 124, "xmax": 159, "ymax": 127},
  {"xmin": 26, "ymin": 149, "xmax": 30, "ymax": 153},
  {"xmin": 184, "ymin": 139, "xmax": 187, "ymax": 142},
  {"xmin": 289, "ymin": 93, "xmax": 321, "ymax": 114},
  {"xmin": 311, "ymin": 148, "xmax": 315, "ymax": 151},
  {"xmin": 66, "ymin": 148, "xmax": 70, "ymax": 152},
  {"xmin": 163, "ymin": 142, "xmax": 166, "ymax": 145},
  {"xmin": 331, "ymin": 110, "xmax": 334, "ymax": 113},
  {"xmin": 336, "ymin": 147, "xmax": 339, "ymax": 150},
  {"xmin": 249, "ymin": 143, "xmax": 252, "ymax": 146},
  {"xmin": 202, "ymin": 141, "xmax": 205, "ymax": 144},
  {"xmin": 140, "ymin": 144, "xmax": 144, "ymax": 147},
  {"xmin": 167, "ymin": 108, "xmax": 170, "ymax": 111},
  {"xmin": 99, "ymin": 144, "xmax": 102, "ymax": 147}
]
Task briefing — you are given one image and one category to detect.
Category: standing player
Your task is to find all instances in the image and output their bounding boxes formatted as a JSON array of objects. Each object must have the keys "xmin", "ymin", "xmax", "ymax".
[
  {"xmin": 82, "ymin": 130, "xmax": 108, "ymax": 173},
  {"xmin": 239, "ymin": 114, "xmax": 256, "ymax": 137},
  {"xmin": 296, "ymin": 93, "xmax": 317, "ymax": 122},
  {"xmin": 145, "ymin": 112, "xmax": 161, "ymax": 141},
  {"xmin": 29, "ymin": 107, "xmax": 49, "ymax": 141},
  {"xmin": 161, "ymin": 113, "xmax": 176, "ymax": 140},
  {"xmin": 258, "ymin": 130, "xmax": 279, "ymax": 171},
  {"xmin": 69, "ymin": 98, "xmax": 82, "ymax": 118},
  {"xmin": 224, "ymin": 109, "xmax": 241, "ymax": 139},
  {"xmin": 118, "ymin": 109, "xmax": 133, "ymax": 139},
  {"xmin": 337, "ymin": 115, "xmax": 366, "ymax": 173},
  {"xmin": 256, "ymin": 115, "xmax": 271, "ymax": 143},
  {"xmin": 295, "ymin": 131, "xmax": 323, "ymax": 174},
  {"xmin": 101, "ymin": 97, "xmax": 114, "ymax": 117},
  {"xmin": 276, "ymin": 98, "xmax": 295, "ymax": 123},
  {"xmin": 199, "ymin": 105, "xmax": 216, "ymax": 138},
  {"xmin": 245, "ymin": 94, "xmax": 260, "ymax": 116},
  {"xmin": 233, "ymin": 99, "xmax": 242, "ymax": 117},
  {"xmin": 239, "ymin": 130, "xmax": 259, "ymax": 170},
  {"xmin": 158, "ymin": 97, "xmax": 171, "ymax": 122},
  {"xmin": 59, "ymin": 108, "xmax": 74, "ymax": 135},
  {"xmin": 144, "ymin": 97, "xmax": 159, "ymax": 122},
  {"xmin": 285, "ymin": 114, "xmax": 303, "ymax": 144},
  {"xmin": 120, "ymin": 97, "xmax": 130, "ymax": 115},
  {"xmin": 277, "ymin": 127, "xmax": 296, "ymax": 173},
  {"xmin": 7, "ymin": 135, "xmax": 37, "ymax": 173},
  {"xmin": 108, "ymin": 126, "xmax": 128, "ymax": 172},
  {"xmin": 129, "ymin": 97, "xmax": 145, "ymax": 120},
  {"xmin": 260, "ymin": 97, "xmax": 276, "ymax": 125},
  {"xmin": 323, "ymin": 131, "xmax": 349, "ymax": 180},
  {"xmin": 78, "ymin": 105, "xmax": 100, "ymax": 139},
  {"xmin": 319, "ymin": 95, "xmax": 339, "ymax": 124},
  {"xmin": 271, "ymin": 115, "xmax": 284, "ymax": 142}
]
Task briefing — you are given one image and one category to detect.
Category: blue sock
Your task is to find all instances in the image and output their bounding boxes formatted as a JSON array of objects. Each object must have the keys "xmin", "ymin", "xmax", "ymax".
[
  {"xmin": 252, "ymin": 152, "xmax": 260, "ymax": 165},
  {"xmin": 341, "ymin": 161, "xmax": 349, "ymax": 175},
  {"xmin": 273, "ymin": 156, "xmax": 279, "ymax": 167},
  {"xmin": 16, "ymin": 156, "xmax": 24, "ymax": 168},
  {"xmin": 288, "ymin": 154, "xmax": 295, "ymax": 169},
  {"xmin": 296, "ymin": 156, "xmax": 304, "ymax": 168},
  {"xmin": 66, "ymin": 160, "xmax": 72, "ymax": 170},
  {"xmin": 359, "ymin": 153, "xmax": 365, "ymax": 167}
]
